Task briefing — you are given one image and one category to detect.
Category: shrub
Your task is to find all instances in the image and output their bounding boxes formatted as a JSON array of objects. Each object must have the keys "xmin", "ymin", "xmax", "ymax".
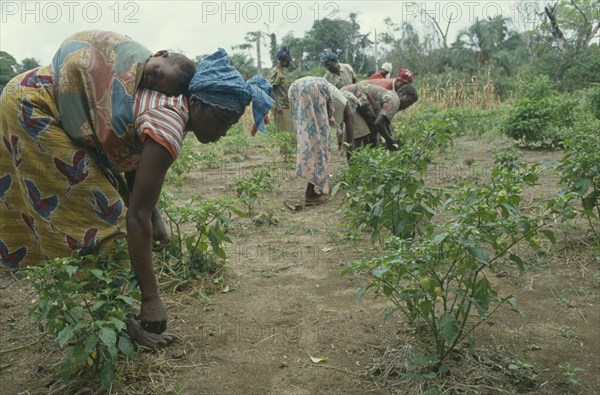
[
  {"xmin": 218, "ymin": 123, "xmax": 253, "ymax": 156},
  {"xmin": 585, "ymin": 84, "xmax": 600, "ymax": 120},
  {"xmin": 336, "ymin": 147, "xmax": 440, "ymax": 246},
  {"xmin": 493, "ymin": 147, "xmax": 524, "ymax": 172},
  {"xmin": 167, "ymin": 139, "xmax": 201, "ymax": 187},
  {"xmin": 558, "ymin": 116, "xmax": 600, "ymax": 241},
  {"xmin": 266, "ymin": 129, "xmax": 296, "ymax": 164},
  {"xmin": 28, "ymin": 246, "xmax": 136, "ymax": 388},
  {"xmin": 157, "ymin": 193, "xmax": 240, "ymax": 291},
  {"xmin": 502, "ymin": 76, "xmax": 578, "ymax": 148},
  {"xmin": 235, "ymin": 167, "xmax": 276, "ymax": 217},
  {"xmin": 346, "ymin": 162, "xmax": 573, "ymax": 374}
]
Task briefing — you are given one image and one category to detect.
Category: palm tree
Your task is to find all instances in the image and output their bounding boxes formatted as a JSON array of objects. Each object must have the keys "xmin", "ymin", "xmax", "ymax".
[{"xmin": 455, "ymin": 16, "xmax": 511, "ymax": 73}]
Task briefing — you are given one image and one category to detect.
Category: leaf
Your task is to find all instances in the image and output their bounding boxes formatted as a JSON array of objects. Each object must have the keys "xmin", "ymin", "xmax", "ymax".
[
  {"xmin": 108, "ymin": 317, "xmax": 127, "ymax": 332},
  {"xmin": 372, "ymin": 266, "xmax": 388, "ymax": 278},
  {"xmin": 464, "ymin": 191, "xmax": 478, "ymax": 206},
  {"xmin": 382, "ymin": 284, "xmax": 394, "ymax": 297},
  {"xmin": 91, "ymin": 300, "xmax": 106, "ymax": 312},
  {"xmin": 432, "ymin": 233, "xmax": 448, "ymax": 244},
  {"xmin": 471, "ymin": 246, "xmax": 490, "ymax": 265},
  {"xmin": 540, "ymin": 230, "xmax": 556, "ymax": 244},
  {"xmin": 207, "ymin": 228, "xmax": 219, "ymax": 249},
  {"xmin": 89, "ymin": 268, "xmax": 106, "ymax": 280},
  {"xmin": 118, "ymin": 335, "xmax": 134, "ymax": 356},
  {"xmin": 509, "ymin": 253, "xmax": 525, "ymax": 272},
  {"xmin": 419, "ymin": 299, "xmax": 432, "ymax": 316},
  {"xmin": 355, "ymin": 285, "xmax": 369, "ymax": 303},
  {"xmin": 100, "ymin": 362, "xmax": 114, "ymax": 389},
  {"xmin": 229, "ymin": 205, "xmax": 248, "ymax": 218},
  {"xmin": 331, "ymin": 183, "xmax": 341, "ymax": 196},
  {"xmin": 222, "ymin": 285, "xmax": 237, "ymax": 293},
  {"xmin": 309, "ymin": 355, "xmax": 328, "ymax": 364},
  {"xmin": 84, "ymin": 336, "xmax": 98, "ymax": 354},
  {"xmin": 438, "ymin": 313, "xmax": 458, "ymax": 343},
  {"xmin": 99, "ymin": 327, "xmax": 117, "ymax": 357},
  {"xmin": 57, "ymin": 325, "xmax": 74, "ymax": 348},
  {"xmin": 59, "ymin": 360, "xmax": 73, "ymax": 383},
  {"xmin": 64, "ymin": 265, "xmax": 78, "ymax": 277},
  {"xmin": 472, "ymin": 277, "xmax": 494, "ymax": 315},
  {"xmin": 582, "ymin": 196, "xmax": 597, "ymax": 212},
  {"xmin": 115, "ymin": 295, "xmax": 135, "ymax": 306},
  {"xmin": 574, "ymin": 178, "xmax": 592, "ymax": 195}
]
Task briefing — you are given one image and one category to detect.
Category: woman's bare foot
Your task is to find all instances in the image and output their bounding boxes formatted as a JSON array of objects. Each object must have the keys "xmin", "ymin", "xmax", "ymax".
[{"xmin": 127, "ymin": 319, "xmax": 174, "ymax": 350}]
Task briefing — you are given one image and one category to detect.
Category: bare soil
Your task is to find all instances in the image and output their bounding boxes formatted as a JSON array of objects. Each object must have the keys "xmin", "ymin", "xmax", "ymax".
[{"xmin": 1, "ymin": 135, "xmax": 599, "ymax": 395}]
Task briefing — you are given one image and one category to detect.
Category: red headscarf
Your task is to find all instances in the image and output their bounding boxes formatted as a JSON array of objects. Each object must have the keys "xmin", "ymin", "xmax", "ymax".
[{"xmin": 397, "ymin": 68, "xmax": 415, "ymax": 84}]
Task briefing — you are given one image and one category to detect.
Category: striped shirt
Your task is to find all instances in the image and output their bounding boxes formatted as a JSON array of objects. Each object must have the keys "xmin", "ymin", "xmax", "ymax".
[{"xmin": 133, "ymin": 89, "xmax": 189, "ymax": 160}]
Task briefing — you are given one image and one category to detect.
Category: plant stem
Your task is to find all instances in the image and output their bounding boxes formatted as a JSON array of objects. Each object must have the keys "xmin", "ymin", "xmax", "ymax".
[{"xmin": 0, "ymin": 337, "xmax": 42, "ymax": 354}]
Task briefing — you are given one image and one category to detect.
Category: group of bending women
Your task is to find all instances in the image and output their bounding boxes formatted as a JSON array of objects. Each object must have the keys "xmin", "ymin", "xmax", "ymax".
[
  {"xmin": 285, "ymin": 49, "xmax": 419, "ymax": 205},
  {"xmin": 0, "ymin": 31, "xmax": 417, "ymax": 348}
]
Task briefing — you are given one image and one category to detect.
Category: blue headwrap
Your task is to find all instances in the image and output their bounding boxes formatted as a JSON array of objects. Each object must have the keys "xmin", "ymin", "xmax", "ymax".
[
  {"xmin": 320, "ymin": 49, "xmax": 338, "ymax": 64},
  {"xmin": 246, "ymin": 75, "xmax": 273, "ymax": 132},
  {"xmin": 276, "ymin": 46, "xmax": 291, "ymax": 60},
  {"xmin": 188, "ymin": 48, "xmax": 275, "ymax": 132}
]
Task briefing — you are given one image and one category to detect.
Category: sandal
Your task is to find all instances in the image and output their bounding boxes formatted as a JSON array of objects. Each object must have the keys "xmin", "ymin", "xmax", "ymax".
[{"xmin": 304, "ymin": 194, "xmax": 332, "ymax": 206}]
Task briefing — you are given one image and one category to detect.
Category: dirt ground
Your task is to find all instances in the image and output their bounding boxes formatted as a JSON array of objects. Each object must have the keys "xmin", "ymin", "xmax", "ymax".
[{"xmin": 1, "ymin": 135, "xmax": 599, "ymax": 394}]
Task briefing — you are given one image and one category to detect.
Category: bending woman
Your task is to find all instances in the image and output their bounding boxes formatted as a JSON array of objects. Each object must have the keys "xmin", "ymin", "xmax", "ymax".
[
  {"xmin": 0, "ymin": 31, "xmax": 273, "ymax": 347},
  {"xmin": 288, "ymin": 77, "xmax": 355, "ymax": 205}
]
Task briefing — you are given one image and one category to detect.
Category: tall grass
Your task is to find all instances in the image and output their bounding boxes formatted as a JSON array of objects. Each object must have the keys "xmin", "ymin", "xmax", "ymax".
[{"xmin": 417, "ymin": 74, "xmax": 501, "ymax": 109}]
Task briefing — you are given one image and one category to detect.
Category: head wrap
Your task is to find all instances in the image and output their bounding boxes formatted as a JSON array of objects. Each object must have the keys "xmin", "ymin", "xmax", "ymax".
[
  {"xmin": 189, "ymin": 48, "xmax": 274, "ymax": 132},
  {"xmin": 381, "ymin": 62, "xmax": 392, "ymax": 73},
  {"xmin": 246, "ymin": 75, "xmax": 274, "ymax": 132},
  {"xmin": 276, "ymin": 46, "xmax": 291, "ymax": 61},
  {"xmin": 397, "ymin": 68, "xmax": 415, "ymax": 84},
  {"xmin": 320, "ymin": 49, "xmax": 338, "ymax": 64}
]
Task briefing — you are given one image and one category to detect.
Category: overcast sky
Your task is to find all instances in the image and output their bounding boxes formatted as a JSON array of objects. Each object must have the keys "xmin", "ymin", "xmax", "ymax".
[{"xmin": 1, "ymin": 1, "xmax": 539, "ymax": 66}]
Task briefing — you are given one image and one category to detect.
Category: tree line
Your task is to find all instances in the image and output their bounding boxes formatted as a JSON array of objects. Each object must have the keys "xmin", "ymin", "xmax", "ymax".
[
  {"xmin": 230, "ymin": 0, "xmax": 598, "ymax": 98},
  {"xmin": 2, "ymin": 0, "xmax": 598, "ymax": 97}
]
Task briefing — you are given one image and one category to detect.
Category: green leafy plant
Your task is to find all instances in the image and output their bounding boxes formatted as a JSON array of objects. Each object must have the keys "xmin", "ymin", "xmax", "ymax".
[
  {"xmin": 346, "ymin": 162, "xmax": 573, "ymax": 374},
  {"xmin": 558, "ymin": 117, "xmax": 600, "ymax": 242},
  {"xmin": 218, "ymin": 123, "xmax": 253, "ymax": 156},
  {"xmin": 196, "ymin": 145, "xmax": 222, "ymax": 170},
  {"xmin": 558, "ymin": 363, "xmax": 585, "ymax": 385},
  {"xmin": 502, "ymin": 75, "xmax": 578, "ymax": 148},
  {"xmin": 27, "ymin": 246, "xmax": 136, "ymax": 388},
  {"xmin": 167, "ymin": 139, "xmax": 201, "ymax": 187},
  {"xmin": 157, "ymin": 192, "xmax": 241, "ymax": 291},
  {"xmin": 234, "ymin": 167, "xmax": 275, "ymax": 217},
  {"xmin": 395, "ymin": 110, "xmax": 459, "ymax": 155},
  {"xmin": 585, "ymin": 84, "xmax": 600, "ymax": 119},
  {"xmin": 267, "ymin": 129, "xmax": 296, "ymax": 164},
  {"xmin": 336, "ymin": 147, "xmax": 440, "ymax": 246},
  {"xmin": 493, "ymin": 148, "xmax": 524, "ymax": 172}
]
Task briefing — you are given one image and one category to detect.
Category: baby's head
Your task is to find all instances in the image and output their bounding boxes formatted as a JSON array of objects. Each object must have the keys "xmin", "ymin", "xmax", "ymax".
[{"xmin": 141, "ymin": 50, "xmax": 196, "ymax": 96}]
